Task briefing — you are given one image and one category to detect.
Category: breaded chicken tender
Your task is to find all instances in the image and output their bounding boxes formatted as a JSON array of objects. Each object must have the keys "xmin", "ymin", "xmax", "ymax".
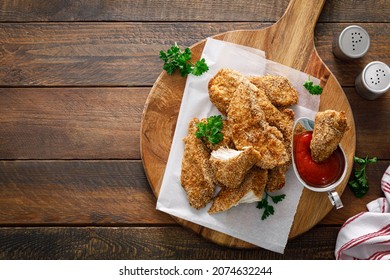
[
  {"xmin": 208, "ymin": 167, "xmax": 268, "ymax": 214},
  {"xmin": 249, "ymin": 75, "xmax": 299, "ymax": 108},
  {"xmin": 181, "ymin": 118, "xmax": 216, "ymax": 209},
  {"xmin": 210, "ymin": 146, "xmax": 257, "ymax": 189},
  {"xmin": 310, "ymin": 110, "xmax": 349, "ymax": 162},
  {"xmin": 266, "ymin": 163, "xmax": 290, "ymax": 192},
  {"xmin": 262, "ymin": 109, "xmax": 294, "ymax": 192},
  {"xmin": 208, "ymin": 68, "xmax": 245, "ymax": 115},
  {"xmin": 228, "ymin": 80, "xmax": 289, "ymax": 169},
  {"xmin": 279, "ymin": 108, "xmax": 295, "ymax": 148},
  {"xmin": 250, "ymin": 87, "xmax": 295, "ymax": 146}
]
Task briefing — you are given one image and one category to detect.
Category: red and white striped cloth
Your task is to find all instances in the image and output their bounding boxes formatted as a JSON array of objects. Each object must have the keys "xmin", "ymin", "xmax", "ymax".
[{"xmin": 335, "ymin": 165, "xmax": 390, "ymax": 260}]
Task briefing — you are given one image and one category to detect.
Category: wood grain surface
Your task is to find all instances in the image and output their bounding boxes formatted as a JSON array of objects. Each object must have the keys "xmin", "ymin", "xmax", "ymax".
[
  {"xmin": 141, "ymin": 0, "xmax": 357, "ymax": 247},
  {"xmin": 0, "ymin": 0, "xmax": 389, "ymax": 22},
  {"xmin": 0, "ymin": 0, "xmax": 389, "ymax": 259},
  {"xmin": 0, "ymin": 88, "xmax": 147, "ymax": 159},
  {"xmin": 0, "ymin": 160, "xmax": 173, "ymax": 225},
  {"xmin": 0, "ymin": 226, "xmax": 339, "ymax": 260},
  {"xmin": 1, "ymin": 23, "xmax": 388, "ymax": 87}
]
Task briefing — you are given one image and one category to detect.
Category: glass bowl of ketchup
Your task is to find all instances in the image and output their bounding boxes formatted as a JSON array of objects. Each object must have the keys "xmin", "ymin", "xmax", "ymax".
[{"xmin": 292, "ymin": 117, "xmax": 348, "ymax": 209}]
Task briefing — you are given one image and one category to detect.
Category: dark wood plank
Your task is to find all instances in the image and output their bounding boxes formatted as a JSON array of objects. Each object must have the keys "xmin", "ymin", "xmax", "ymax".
[
  {"xmin": 0, "ymin": 159, "xmax": 387, "ymax": 226},
  {"xmin": 0, "ymin": 226, "xmax": 339, "ymax": 259},
  {"xmin": 0, "ymin": 0, "xmax": 287, "ymax": 22},
  {"xmin": 345, "ymin": 88, "xmax": 390, "ymax": 160},
  {"xmin": 320, "ymin": 0, "xmax": 390, "ymax": 23},
  {"xmin": 0, "ymin": 160, "xmax": 174, "ymax": 225},
  {"xmin": 0, "ymin": 22, "xmax": 269, "ymax": 86},
  {"xmin": 322, "ymin": 160, "xmax": 389, "ymax": 224},
  {"xmin": 0, "ymin": 87, "xmax": 147, "ymax": 159},
  {"xmin": 1, "ymin": 87, "xmax": 388, "ymax": 160},
  {"xmin": 0, "ymin": 0, "xmax": 388, "ymax": 23},
  {"xmin": 0, "ymin": 23, "xmax": 388, "ymax": 87}
]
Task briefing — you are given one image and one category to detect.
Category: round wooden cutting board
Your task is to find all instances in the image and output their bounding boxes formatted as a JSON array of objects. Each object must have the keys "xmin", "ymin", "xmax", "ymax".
[{"xmin": 141, "ymin": 0, "xmax": 356, "ymax": 248}]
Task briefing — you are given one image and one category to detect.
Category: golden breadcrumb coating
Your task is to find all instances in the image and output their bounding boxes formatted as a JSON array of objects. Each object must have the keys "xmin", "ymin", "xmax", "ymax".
[
  {"xmin": 210, "ymin": 146, "xmax": 257, "ymax": 189},
  {"xmin": 310, "ymin": 110, "xmax": 349, "ymax": 162},
  {"xmin": 250, "ymin": 88, "xmax": 295, "ymax": 149},
  {"xmin": 181, "ymin": 118, "xmax": 216, "ymax": 209},
  {"xmin": 208, "ymin": 68, "xmax": 245, "ymax": 115},
  {"xmin": 208, "ymin": 167, "xmax": 267, "ymax": 214},
  {"xmin": 227, "ymin": 80, "xmax": 289, "ymax": 169},
  {"xmin": 249, "ymin": 75, "xmax": 299, "ymax": 108},
  {"xmin": 280, "ymin": 108, "xmax": 295, "ymax": 149},
  {"xmin": 263, "ymin": 109, "xmax": 294, "ymax": 192},
  {"xmin": 266, "ymin": 163, "xmax": 290, "ymax": 192}
]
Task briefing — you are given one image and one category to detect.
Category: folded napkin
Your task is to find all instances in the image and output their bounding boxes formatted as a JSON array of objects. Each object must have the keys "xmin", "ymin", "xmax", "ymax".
[{"xmin": 335, "ymin": 165, "xmax": 390, "ymax": 260}]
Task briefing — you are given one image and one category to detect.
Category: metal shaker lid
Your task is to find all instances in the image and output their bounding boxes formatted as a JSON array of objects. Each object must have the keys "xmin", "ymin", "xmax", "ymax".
[
  {"xmin": 338, "ymin": 25, "xmax": 370, "ymax": 58},
  {"xmin": 362, "ymin": 61, "xmax": 390, "ymax": 94}
]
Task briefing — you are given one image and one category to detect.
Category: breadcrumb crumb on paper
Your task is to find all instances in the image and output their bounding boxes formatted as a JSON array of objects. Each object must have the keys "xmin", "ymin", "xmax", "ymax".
[{"xmin": 156, "ymin": 37, "xmax": 321, "ymax": 254}]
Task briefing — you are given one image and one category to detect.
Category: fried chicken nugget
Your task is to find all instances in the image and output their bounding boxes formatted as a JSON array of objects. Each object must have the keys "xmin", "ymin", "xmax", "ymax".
[
  {"xmin": 208, "ymin": 68, "xmax": 245, "ymax": 115},
  {"xmin": 228, "ymin": 80, "xmax": 289, "ymax": 169},
  {"xmin": 210, "ymin": 146, "xmax": 257, "ymax": 189},
  {"xmin": 249, "ymin": 75, "xmax": 298, "ymax": 108},
  {"xmin": 208, "ymin": 167, "xmax": 268, "ymax": 214},
  {"xmin": 181, "ymin": 118, "xmax": 216, "ymax": 209},
  {"xmin": 310, "ymin": 110, "xmax": 349, "ymax": 162}
]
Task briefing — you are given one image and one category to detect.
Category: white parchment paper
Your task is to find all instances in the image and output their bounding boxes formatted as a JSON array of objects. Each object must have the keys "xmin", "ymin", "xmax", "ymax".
[{"xmin": 156, "ymin": 38, "xmax": 321, "ymax": 253}]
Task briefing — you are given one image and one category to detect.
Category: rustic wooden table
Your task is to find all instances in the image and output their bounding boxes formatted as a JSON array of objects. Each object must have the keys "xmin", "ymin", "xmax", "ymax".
[{"xmin": 0, "ymin": 0, "xmax": 389, "ymax": 260}]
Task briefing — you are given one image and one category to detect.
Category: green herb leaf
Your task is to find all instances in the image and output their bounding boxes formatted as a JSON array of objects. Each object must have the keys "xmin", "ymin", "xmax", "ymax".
[
  {"xmin": 261, "ymin": 205, "xmax": 274, "ymax": 220},
  {"xmin": 270, "ymin": 194, "xmax": 286, "ymax": 204},
  {"xmin": 257, "ymin": 192, "xmax": 286, "ymax": 220},
  {"xmin": 195, "ymin": 115, "xmax": 224, "ymax": 145},
  {"xmin": 353, "ymin": 156, "xmax": 366, "ymax": 164},
  {"xmin": 179, "ymin": 63, "xmax": 193, "ymax": 77},
  {"xmin": 348, "ymin": 155, "xmax": 377, "ymax": 198},
  {"xmin": 256, "ymin": 198, "xmax": 268, "ymax": 210},
  {"xmin": 159, "ymin": 43, "xmax": 209, "ymax": 77},
  {"xmin": 303, "ymin": 76, "xmax": 323, "ymax": 95},
  {"xmin": 192, "ymin": 58, "xmax": 209, "ymax": 76}
]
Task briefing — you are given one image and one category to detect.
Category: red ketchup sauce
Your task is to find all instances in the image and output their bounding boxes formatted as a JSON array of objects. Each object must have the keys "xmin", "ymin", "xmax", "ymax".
[{"xmin": 293, "ymin": 131, "xmax": 344, "ymax": 188}]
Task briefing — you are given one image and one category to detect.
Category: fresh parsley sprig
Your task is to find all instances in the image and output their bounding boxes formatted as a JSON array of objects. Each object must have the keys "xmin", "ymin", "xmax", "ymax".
[
  {"xmin": 195, "ymin": 115, "xmax": 224, "ymax": 145},
  {"xmin": 303, "ymin": 76, "xmax": 323, "ymax": 95},
  {"xmin": 159, "ymin": 43, "xmax": 209, "ymax": 77},
  {"xmin": 257, "ymin": 191, "xmax": 286, "ymax": 220},
  {"xmin": 348, "ymin": 155, "xmax": 377, "ymax": 198}
]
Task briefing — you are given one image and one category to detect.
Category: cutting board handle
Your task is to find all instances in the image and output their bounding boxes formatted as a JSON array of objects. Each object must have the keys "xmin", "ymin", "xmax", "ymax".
[
  {"xmin": 278, "ymin": 0, "xmax": 326, "ymax": 33},
  {"xmin": 267, "ymin": 0, "xmax": 326, "ymax": 68}
]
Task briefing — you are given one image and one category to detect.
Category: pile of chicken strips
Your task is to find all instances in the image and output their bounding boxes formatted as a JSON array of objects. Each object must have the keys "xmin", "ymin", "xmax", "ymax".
[{"xmin": 180, "ymin": 68, "xmax": 302, "ymax": 214}]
